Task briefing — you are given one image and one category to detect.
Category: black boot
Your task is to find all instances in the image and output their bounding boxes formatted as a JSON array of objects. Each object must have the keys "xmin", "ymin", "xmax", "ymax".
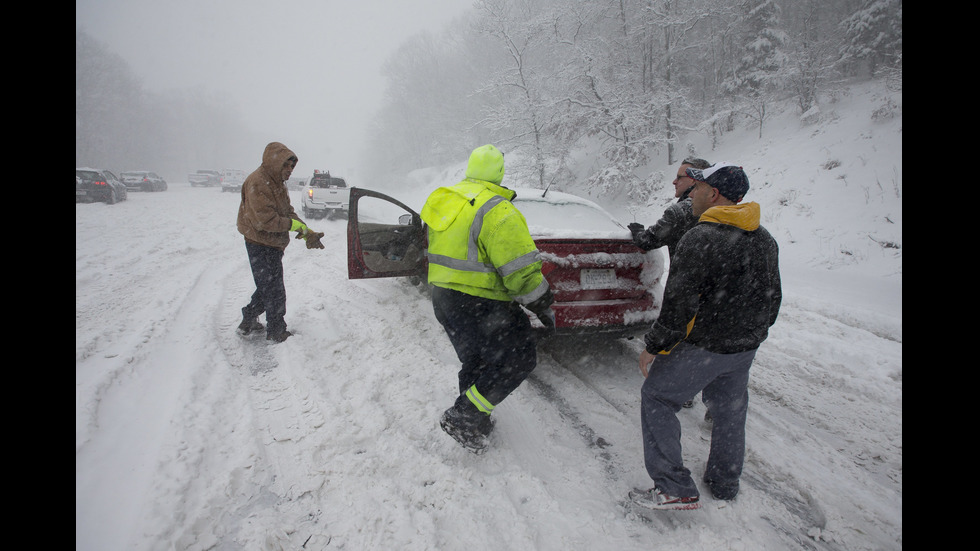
[
  {"xmin": 237, "ymin": 317, "xmax": 264, "ymax": 335},
  {"xmin": 439, "ymin": 401, "xmax": 492, "ymax": 454},
  {"xmin": 266, "ymin": 330, "xmax": 292, "ymax": 343},
  {"xmin": 703, "ymin": 476, "xmax": 738, "ymax": 501}
]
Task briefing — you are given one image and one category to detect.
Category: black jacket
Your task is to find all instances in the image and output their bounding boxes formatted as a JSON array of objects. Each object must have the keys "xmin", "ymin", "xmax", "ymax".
[
  {"xmin": 632, "ymin": 189, "xmax": 697, "ymax": 258},
  {"xmin": 644, "ymin": 202, "xmax": 781, "ymax": 355}
]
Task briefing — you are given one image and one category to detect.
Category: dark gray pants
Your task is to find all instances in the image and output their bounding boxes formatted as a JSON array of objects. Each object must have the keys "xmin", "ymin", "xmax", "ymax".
[
  {"xmin": 640, "ymin": 342, "xmax": 757, "ymax": 498},
  {"xmin": 242, "ymin": 239, "xmax": 287, "ymax": 337}
]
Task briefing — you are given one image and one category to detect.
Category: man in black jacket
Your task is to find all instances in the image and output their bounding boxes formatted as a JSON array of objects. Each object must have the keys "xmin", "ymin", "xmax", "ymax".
[
  {"xmin": 627, "ymin": 163, "xmax": 781, "ymax": 511},
  {"xmin": 629, "ymin": 157, "xmax": 711, "ymax": 409},
  {"xmin": 628, "ymin": 157, "xmax": 711, "ymax": 259}
]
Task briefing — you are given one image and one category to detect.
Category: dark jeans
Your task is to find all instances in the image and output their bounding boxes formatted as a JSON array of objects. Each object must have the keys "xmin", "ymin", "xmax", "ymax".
[
  {"xmin": 431, "ymin": 286, "xmax": 537, "ymax": 408},
  {"xmin": 640, "ymin": 342, "xmax": 757, "ymax": 498},
  {"xmin": 242, "ymin": 239, "xmax": 287, "ymax": 336}
]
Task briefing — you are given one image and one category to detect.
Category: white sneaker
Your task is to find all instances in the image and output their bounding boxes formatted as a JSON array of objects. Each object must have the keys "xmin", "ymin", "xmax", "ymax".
[{"xmin": 628, "ymin": 487, "xmax": 701, "ymax": 510}]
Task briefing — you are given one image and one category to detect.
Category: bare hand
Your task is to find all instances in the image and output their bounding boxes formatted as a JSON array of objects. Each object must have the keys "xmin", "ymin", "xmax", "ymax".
[{"xmin": 639, "ymin": 349, "xmax": 656, "ymax": 378}]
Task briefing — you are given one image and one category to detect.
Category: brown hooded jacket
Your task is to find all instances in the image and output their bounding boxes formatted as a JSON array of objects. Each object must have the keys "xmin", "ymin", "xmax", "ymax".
[{"xmin": 237, "ymin": 142, "xmax": 305, "ymax": 250}]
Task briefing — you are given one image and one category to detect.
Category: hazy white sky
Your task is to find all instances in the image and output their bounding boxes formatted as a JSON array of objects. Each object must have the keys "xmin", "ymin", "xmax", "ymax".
[{"xmin": 76, "ymin": 0, "xmax": 474, "ymax": 178}]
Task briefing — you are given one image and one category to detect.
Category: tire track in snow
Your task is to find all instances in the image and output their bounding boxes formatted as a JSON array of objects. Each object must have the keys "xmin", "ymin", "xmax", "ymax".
[
  {"xmin": 529, "ymin": 331, "xmax": 875, "ymax": 549},
  {"xmin": 78, "ymin": 256, "xmax": 244, "ymax": 549},
  {"xmin": 737, "ymin": 294, "xmax": 901, "ymax": 550},
  {"xmin": 198, "ymin": 270, "xmax": 334, "ymax": 548},
  {"xmin": 141, "ymin": 266, "xmax": 334, "ymax": 549}
]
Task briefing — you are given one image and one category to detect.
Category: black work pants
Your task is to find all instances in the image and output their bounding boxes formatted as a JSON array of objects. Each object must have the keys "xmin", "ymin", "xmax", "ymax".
[
  {"xmin": 242, "ymin": 239, "xmax": 287, "ymax": 336},
  {"xmin": 431, "ymin": 285, "xmax": 537, "ymax": 407}
]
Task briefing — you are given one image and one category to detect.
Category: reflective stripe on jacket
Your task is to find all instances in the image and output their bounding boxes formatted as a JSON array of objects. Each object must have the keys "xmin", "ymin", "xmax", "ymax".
[{"xmin": 421, "ymin": 178, "xmax": 548, "ymax": 304}]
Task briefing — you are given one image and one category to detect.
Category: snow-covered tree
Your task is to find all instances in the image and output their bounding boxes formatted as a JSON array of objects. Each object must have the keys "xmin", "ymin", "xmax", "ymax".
[
  {"xmin": 723, "ymin": 0, "xmax": 791, "ymax": 137},
  {"xmin": 76, "ymin": 30, "xmax": 143, "ymax": 169},
  {"xmin": 363, "ymin": 0, "xmax": 899, "ymax": 185},
  {"xmin": 364, "ymin": 27, "xmax": 489, "ymax": 182},
  {"xmin": 76, "ymin": 30, "xmax": 254, "ymax": 176},
  {"xmin": 471, "ymin": 0, "xmax": 584, "ymax": 190},
  {"xmin": 640, "ymin": 0, "xmax": 712, "ymax": 165},
  {"xmin": 782, "ymin": 0, "xmax": 843, "ymax": 114},
  {"xmin": 838, "ymin": 0, "xmax": 902, "ymax": 78}
]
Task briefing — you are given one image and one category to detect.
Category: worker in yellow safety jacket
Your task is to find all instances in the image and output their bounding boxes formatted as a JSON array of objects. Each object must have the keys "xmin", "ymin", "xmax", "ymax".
[{"xmin": 421, "ymin": 144, "xmax": 555, "ymax": 454}]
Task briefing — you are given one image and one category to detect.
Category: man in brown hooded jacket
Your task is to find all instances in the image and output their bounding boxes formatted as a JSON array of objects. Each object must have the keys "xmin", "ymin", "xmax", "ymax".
[{"xmin": 237, "ymin": 142, "xmax": 324, "ymax": 343}]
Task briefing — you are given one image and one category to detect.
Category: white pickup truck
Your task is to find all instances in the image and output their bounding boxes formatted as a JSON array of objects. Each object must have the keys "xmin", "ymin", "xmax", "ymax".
[{"xmin": 301, "ymin": 170, "xmax": 350, "ymax": 219}]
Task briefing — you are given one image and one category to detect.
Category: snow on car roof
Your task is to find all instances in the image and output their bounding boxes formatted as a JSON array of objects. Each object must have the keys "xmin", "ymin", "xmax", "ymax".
[{"xmin": 509, "ymin": 187, "xmax": 629, "ymax": 239}]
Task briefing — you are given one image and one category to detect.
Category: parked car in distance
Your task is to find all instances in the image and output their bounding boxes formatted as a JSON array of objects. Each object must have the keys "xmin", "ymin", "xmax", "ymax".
[
  {"xmin": 286, "ymin": 177, "xmax": 307, "ymax": 191},
  {"xmin": 303, "ymin": 170, "xmax": 350, "ymax": 219},
  {"xmin": 189, "ymin": 169, "xmax": 222, "ymax": 187},
  {"xmin": 346, "ymin": 187, "xmax": 664, "ymax": 338},
  {"xmin": 120, "ymin": 171, "xmax": 168, "ymax": 192},
  {"xmin": 221, "ymin": 169, "xmax": 248, "ymax": 192},
  {"xmin": 76, "ymin": 168, "xmax": 128, "ymax": 204}
]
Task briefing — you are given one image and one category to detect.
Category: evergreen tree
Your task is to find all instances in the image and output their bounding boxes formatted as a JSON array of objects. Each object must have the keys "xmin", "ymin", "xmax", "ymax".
[
  {"xmin": 724, "ymin": 0, "xmax": 791, "ymax": 137},
  {"xmin": 839, "ymin": 0, "xmax": 902, "ymax": 77}
]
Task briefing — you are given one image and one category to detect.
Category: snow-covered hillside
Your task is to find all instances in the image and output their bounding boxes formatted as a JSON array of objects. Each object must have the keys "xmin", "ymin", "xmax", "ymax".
[{"xmin": 76, "ymin": 79, "xmax": 901, "ymax": 550}]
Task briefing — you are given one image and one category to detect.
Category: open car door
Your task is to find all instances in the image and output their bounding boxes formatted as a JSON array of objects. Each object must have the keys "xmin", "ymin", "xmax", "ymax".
[{"xmin": 347, "ymin": 187, "xmax": 427, "ymax": 279}]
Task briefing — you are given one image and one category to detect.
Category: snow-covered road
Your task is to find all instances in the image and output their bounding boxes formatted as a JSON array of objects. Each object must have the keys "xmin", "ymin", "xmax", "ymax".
[{"xmin": 76, "ymin": 183, "xmax": 901, "ymax": 550}]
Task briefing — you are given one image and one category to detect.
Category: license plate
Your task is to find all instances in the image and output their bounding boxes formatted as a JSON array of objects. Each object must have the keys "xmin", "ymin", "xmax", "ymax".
[
  {"xmin": 76, "ymin": 190, "xmax": 87, "ymax": 196},
  {"xmin": 580, "ymin": 268, "xmax": 616, "ymax": 290}
]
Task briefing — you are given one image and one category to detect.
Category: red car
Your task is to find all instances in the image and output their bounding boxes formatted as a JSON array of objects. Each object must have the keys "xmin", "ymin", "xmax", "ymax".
[{"xmin": 347, "ymin": 187, "xmax": 664, "ymax": 338}]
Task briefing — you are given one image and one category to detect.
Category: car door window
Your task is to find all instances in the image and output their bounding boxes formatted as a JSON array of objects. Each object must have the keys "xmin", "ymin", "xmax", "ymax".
[{"xmin": 347, "ymin": 188, "xmax": 426, "ymax": 279}]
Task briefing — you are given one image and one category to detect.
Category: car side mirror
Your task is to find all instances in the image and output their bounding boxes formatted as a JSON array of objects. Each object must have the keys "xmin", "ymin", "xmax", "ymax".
[{"xmin": 398, "ymin": 213, "xmax": 413, "ymax": 226}]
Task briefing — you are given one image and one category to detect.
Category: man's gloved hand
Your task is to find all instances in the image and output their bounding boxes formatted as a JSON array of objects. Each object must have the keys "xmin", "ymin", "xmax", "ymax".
[
  {"xmin": 525, "ymin": 287, "xmax": 556, "ymax": 333},
  {"xmin": 537, "ymin": 307, "xmax": 556, "ymax": 330},
  {"xmin": 305, "ymin": 231, "xmax": 325, "ymax": 249},
  {"xmin": 290, "ymin": 219, "xmax": 324, "ymax": 249},
  {"xmin": 628, "ymin": 222, "xmax": 645, "ymax": 239}
]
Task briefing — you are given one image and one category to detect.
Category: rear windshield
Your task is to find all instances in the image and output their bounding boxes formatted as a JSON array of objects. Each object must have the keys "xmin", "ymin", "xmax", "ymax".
[
  {"xmin": 76, "ymin": 170, "xmax": 101, "ymax": 182},
  {"xmin": 514, "ymin": 196, "xmax": 628, "ymax": 239},
  {"xmin": 120, "ymin": 172, "xmax": 143, "ymax": 178},
  {"xmin": 310, "ymin": 174, "xmax": 346, "ymax": 188}
]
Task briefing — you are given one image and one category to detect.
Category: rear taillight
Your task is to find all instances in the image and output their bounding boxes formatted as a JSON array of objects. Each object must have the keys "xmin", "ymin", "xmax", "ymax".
[{"xmin": 94, "ymin": 180, "xmax": 107, "ymax": 186}]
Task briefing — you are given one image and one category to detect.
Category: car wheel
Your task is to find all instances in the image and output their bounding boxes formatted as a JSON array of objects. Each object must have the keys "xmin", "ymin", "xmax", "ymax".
[{"xmin": 107, "ymin": 189, "xmax": 117, "ymax": 205}]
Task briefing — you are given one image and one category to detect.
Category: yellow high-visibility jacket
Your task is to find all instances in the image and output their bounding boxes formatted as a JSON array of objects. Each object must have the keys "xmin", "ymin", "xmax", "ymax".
[{"xmin": 421, "ymin": 178, "xmax": 549, "ymax": 305}]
